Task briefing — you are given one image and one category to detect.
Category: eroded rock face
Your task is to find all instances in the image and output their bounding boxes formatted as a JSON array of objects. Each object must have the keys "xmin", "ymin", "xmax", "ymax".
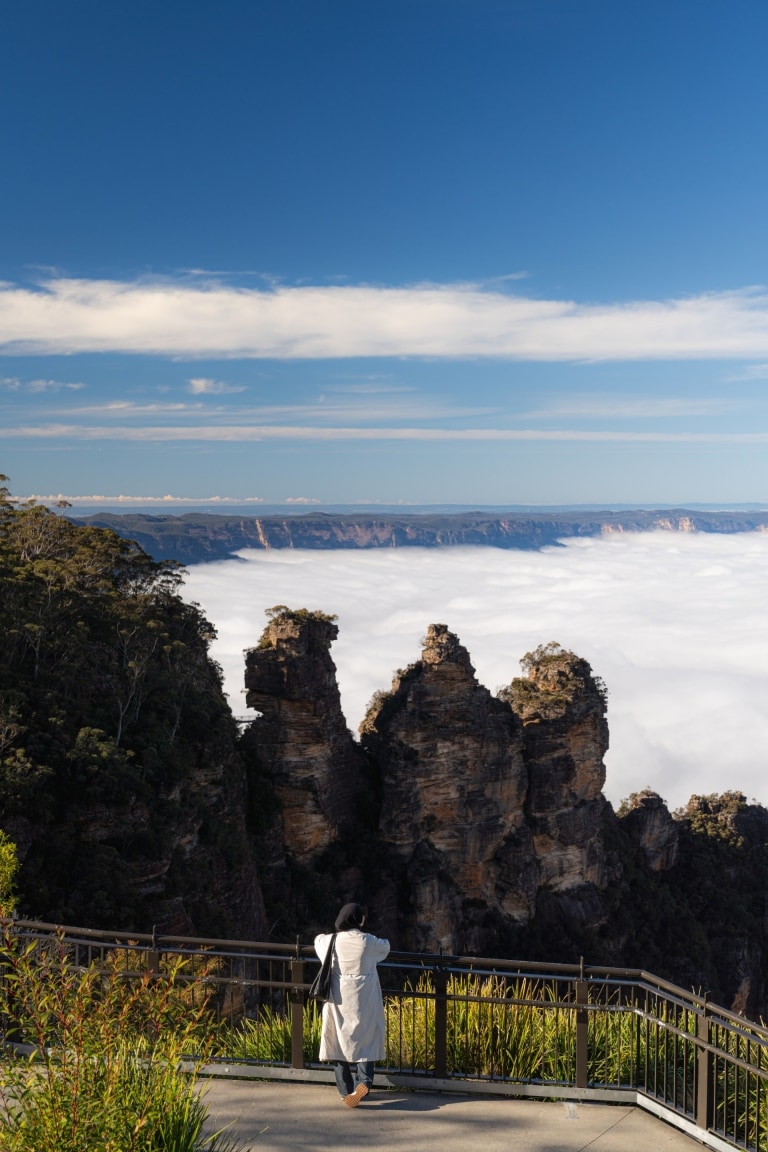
[
  {"xmin": 360, "ymin": 624, "xmax": 537, "ymax": 953},
  {"xmin": 237, "ymin": 612, "xmax": 768, "ymax": 1019},
  {"xmin": 619, "ymin": 791, "xmax": 679, "ymax": 871},
  {"xmin": 244, "ymin": 609, "xmax": 366, "ymax": 861},
  {"xmin": 501, "ymin": 644, "xmax": 609, "ymax": 897}
]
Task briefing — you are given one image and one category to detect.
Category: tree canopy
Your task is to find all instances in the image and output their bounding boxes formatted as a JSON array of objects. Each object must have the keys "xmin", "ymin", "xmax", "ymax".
[{"xmin": 0, "ymin": 476, "xmax": 239, "ymax": 927}]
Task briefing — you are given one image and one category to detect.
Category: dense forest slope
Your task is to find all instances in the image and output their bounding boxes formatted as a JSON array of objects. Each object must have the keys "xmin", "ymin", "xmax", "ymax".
[
  {"xmin": 0, "ymin": 479, "xmax": 265, "ymax": 937},
  {"xmin": 2, "ymin": 481, "xmax": 767, "ymax": 1019},
  {"xmin": 76, "ymin": 508, "xmax": 768, "ymax": 564}
]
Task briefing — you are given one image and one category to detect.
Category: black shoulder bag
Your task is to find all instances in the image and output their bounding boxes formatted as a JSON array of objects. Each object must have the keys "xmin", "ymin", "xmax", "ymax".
[{"xmin": 309, "ymin": 933, "xmax": 337, "ymax": 1002}]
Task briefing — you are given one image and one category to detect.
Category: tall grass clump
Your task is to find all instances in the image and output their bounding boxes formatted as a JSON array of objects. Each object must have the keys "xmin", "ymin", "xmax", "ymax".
[
  {"xmin": 447, "ymin": 975, "xmax": 574, "ymax": 1082},
  {"xmin": 384, "ymin": 974, "xmax": 435, "ymax": 1072},
  {"xmin": 384, "ymin": 974, "xmax": 575, "ymax": 1081},
  {"xmin": 0, "ymin": 929, "xmax": 243, "ymax": 1152},
  {"xmin": 711, "ymin": 1022, "xmax": 768, "ymax": 1152},
  {"xmin": 224, "ymin": 998, "xmax": 323, "ymax": 1064}
]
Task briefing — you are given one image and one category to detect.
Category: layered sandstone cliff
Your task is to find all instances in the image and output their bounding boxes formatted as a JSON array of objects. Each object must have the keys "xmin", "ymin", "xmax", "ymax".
[
  {"xmin": 618, "ymin": 790, "xmax": 679, "ymax": 872},
  {"xmin": 360, "ymin": 624, "xmax": 537, "ymax": 952},
  {"xmin": 244, "ymin": 615, "xmax": 613, "ymax": 955},
  {"xmin": 500, "ymin": 643, "xmax": 609, "ymax": 900},
  {"xmin": 239, "ymin": 611, "xmax": 768, "ymax": 1018},
  {"xmin": 243, "ymin": 608, "xmax": 367, "ymax": 861},
  {"xmin": 78, "ymin": 508, "xmax": 768, "ymax": 565}
]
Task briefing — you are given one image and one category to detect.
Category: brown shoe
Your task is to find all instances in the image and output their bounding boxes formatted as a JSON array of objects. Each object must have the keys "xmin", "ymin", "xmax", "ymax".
[{"xmin": 344, "ymin": 1083, "xmax": 370, "ymax": 1108}]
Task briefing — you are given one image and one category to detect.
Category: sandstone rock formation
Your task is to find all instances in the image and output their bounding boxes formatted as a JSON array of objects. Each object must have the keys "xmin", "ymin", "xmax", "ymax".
[
  {"xmin": 672, "ymin": 793, "xmax": 768, "ymax": 1016},
  {"xmin": 244, "ymin": 618, "xmax": 615, "ymax": 955},
  {"xmin": 243, "ymin": 607, "xmax": 367, "ymax": 861},
  {"xmin": 360, "ymin": 624, "xmax": 537, "ymax": 953},
  {"xmin": 239, "ymin": 611, "xmax": 768, "ymax": 1020},
  {"xmin": 619, "ymin": 790, "xmax": 679, "ymax": 871},
  {"xmin": 500, "ymin": 643, "xmax": 609, "ymax": 902}
]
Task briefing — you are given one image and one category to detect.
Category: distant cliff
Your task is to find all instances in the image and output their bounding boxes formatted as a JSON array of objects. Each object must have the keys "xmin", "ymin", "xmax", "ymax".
[{"xmin": 75, "ymin": 509, "xmax": 768, "ymax": 564}]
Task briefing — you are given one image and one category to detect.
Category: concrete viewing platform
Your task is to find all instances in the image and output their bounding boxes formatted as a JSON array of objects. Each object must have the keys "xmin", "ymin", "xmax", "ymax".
[{"xmin": 204, "ymin": 1078, "xmax": 706, "ymax": 1152}]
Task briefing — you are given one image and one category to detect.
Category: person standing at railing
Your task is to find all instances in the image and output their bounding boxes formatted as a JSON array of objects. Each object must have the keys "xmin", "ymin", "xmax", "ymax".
[{"xmin": 314, "ymin": 902, "xmax": 390, "ymax": 1107}]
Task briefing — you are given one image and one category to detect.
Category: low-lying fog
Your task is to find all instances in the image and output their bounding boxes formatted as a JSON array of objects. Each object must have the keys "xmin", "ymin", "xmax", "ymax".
[{"xmin": 181, "ymin": 532, "xmax": 768, "ymax": 811}]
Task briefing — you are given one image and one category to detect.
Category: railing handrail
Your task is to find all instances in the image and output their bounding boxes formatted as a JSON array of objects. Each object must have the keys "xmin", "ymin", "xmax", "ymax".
[{"xmin": 7, "ymin": 916, "xmax": 766, "ymax": 1037}]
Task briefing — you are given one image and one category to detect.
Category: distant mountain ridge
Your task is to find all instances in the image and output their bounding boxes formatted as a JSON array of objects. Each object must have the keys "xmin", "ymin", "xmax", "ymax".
[{"xmin": 74, "ymin": 508, "xmax": 768, "ymax": 565}]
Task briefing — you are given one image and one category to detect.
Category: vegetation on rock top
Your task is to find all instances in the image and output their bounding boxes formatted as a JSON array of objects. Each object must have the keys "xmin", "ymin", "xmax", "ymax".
[{"xmin": 499, "ymin": 641, "xmax": 609, "ymax": 718}]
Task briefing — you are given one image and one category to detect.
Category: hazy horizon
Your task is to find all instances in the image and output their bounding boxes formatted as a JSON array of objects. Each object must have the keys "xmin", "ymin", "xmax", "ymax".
[{"xmin": 49, "ymin": 498, "xmax": 768, "ymax": 513}]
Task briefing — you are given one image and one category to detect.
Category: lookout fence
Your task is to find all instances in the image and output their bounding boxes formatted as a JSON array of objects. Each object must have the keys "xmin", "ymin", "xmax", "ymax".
[{"xmin": 2, "ymin": 918, "xmax": 766, "ymax": 1152}]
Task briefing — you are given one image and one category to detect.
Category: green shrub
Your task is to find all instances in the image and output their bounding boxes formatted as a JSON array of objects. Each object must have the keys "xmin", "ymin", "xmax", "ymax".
[
  {"xmin": 0, "ymin": 830, "xmax": 18, "ymax": 915},
  {"xmin": 0, "ymin": 930, "xmax": 243, "ymax": 1152}
]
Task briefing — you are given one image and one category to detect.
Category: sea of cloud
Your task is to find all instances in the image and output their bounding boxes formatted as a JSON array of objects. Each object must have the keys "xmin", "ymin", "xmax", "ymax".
[{"xmin": 180, "ymin": 532, "xmax": 768, "ymax": 812}]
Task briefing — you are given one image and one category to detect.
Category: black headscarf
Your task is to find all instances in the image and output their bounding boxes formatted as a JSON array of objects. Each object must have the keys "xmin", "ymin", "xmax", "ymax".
[{"xmin": 334, "ymin": 902, "xmax": 365, "ymax": 931}]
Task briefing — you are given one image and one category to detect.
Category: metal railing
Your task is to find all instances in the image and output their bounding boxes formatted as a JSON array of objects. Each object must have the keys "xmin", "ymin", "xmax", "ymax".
[{"xmin": 2, "ymin": 919, "xmax": 766, "ymax": 1152}]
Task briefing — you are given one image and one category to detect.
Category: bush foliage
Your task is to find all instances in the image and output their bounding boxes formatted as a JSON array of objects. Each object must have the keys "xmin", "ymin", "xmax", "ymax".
[
  {"xmin": 0, "ymin": 928, "xmax": 242, "ymax": 1152},
  {"xmin": 0, "ymin": 477, "xmax": 248, "ymax": 929}
]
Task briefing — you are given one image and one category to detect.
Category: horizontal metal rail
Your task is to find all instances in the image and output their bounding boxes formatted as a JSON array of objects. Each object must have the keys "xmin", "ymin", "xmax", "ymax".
[{"xmin": 2, "ymin": 919, "xmax": 766, "ymax": 1152}]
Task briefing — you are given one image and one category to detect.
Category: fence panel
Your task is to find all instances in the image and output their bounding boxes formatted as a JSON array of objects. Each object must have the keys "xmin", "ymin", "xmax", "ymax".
[{"xmin": 2, "ymin": 920, "xmax": 767, "ymax": 1152}]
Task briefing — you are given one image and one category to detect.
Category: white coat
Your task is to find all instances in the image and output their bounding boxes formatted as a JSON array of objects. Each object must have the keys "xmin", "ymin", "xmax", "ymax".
[{"xmin": 314, "ymin": 928, "xmax": 390, "ymax": 1063}]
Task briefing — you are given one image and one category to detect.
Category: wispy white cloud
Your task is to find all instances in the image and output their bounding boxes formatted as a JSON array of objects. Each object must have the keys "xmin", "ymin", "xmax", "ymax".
[
  {"xmin": 28, "ymin": 379, "xmax": 86, "ymax": 393},
  {"xmin": 53, "ymin": 401, "xmax": 205, "ymax": 416},
  {"xmin": 525, "ymin": 395, "xmax": 737, "ymax": 419},
  {"xmin": 5, "ymin": 424, "xmax": 768, "ymax": 443},
  {"xmin": 188, "ymin": 377, "xmax": 247, "ymax": 395},
  {"xmin": 724, "ymin": 363, "xmax": 768, "ymax": 381},
  {"xmin": 328, "ymin": 382, "xmax": 414, "ymax": 395},
  {"xmin": 481, "ymin": 271, "xmax": 530, "ymax": 287},
  {"xmin": 182, "ymin": 534, "xmax": 768, "ymax": 810},
  {"xmin": 285, "ymin": 496, "xmax": 321, "ymax": 504},
  {"xmin": 1, "ymin": 376, "xmax": 85, "ymax": 392},
  {"xmin": 33, "ymin": 397, "xmax": 495, "ymax": 423},
  {"xmin": 3, "ymin": 277, "xmax": 768, "ymax": 361}
]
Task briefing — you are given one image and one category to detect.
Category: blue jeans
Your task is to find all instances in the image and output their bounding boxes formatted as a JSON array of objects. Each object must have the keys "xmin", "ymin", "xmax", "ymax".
[{"xmin": 334, "ymin": 1059, "xmax": 374, "ymax": 1098}]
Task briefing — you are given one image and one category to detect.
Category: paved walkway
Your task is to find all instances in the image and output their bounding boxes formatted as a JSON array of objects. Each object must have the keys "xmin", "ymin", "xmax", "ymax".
[{"xmin": 203, "ymin": 1079, "xmax": 705, "ymax": 1152}]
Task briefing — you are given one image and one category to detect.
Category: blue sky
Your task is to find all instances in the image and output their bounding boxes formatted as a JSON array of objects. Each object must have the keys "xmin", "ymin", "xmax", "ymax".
[{"xmin": 2, "ymin": 0, "xmax": 768, "ymax": 505}]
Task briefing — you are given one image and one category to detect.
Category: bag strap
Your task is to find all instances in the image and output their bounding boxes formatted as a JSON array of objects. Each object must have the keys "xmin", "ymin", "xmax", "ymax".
[{"xmin": 321, "ymin": 932, "xmax": 337, "ymax": 974}]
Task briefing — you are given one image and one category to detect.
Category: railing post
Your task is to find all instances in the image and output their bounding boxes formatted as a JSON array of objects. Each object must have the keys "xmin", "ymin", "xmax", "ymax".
[
  {"xmin": 575, "ymin": 974, "xmax": 589, "ymax": 1089},
  {"xmin": 631, "ymin": 982, "xmax": 642, "ymax": 1090},
  {"xmin": 146, "ymin": 926, "xmax": 160, "ymax": 975},
  {"xmin": 696, "ymin": 998, "xmax": 712, "ymax": 1131},
  {"xmin": 290, "ymin": 959, "xmax": 305, "ymax": 1070},
  {"xmin": 433, "ymin": 967, "xmax": 448, "ymax": 1079}
]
